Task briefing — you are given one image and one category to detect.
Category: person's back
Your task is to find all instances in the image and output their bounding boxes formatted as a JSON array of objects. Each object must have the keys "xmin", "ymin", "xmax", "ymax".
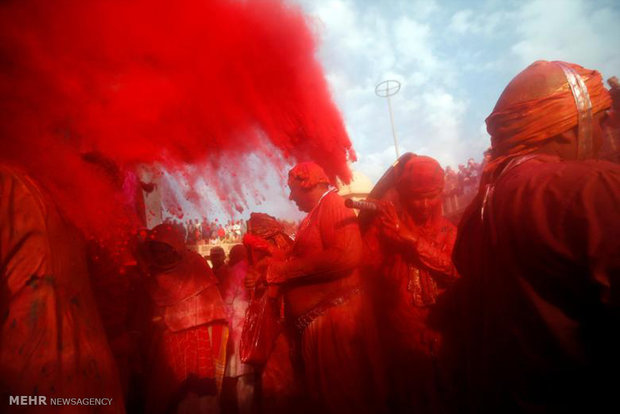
[
  {"xmin": 453, "ymin": 61, "xmax": 620, "ymax": 412},
  {"xmin": 138, "ymin": 224, "xmax": 228, "ymax": 414}
]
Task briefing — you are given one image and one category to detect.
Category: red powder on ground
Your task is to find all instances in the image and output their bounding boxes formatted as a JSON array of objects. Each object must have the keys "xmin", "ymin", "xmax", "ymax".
[{"xmin": 0, "ymin": 0, "xmax": 353, "ymax": 243}]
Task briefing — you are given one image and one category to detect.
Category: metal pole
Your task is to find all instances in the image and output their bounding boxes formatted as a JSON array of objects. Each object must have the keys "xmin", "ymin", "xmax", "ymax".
[
  {"xmin": 375, "ymin": 79, "xmax": 402, "ymax": 161},
  {"xmin": 386, "ymin": 95, "xmax": 400, "ymax": 158}
]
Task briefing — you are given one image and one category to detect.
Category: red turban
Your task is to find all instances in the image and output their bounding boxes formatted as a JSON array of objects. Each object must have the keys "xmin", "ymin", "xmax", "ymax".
[
  {"xmin": 246, "ymin": 212, "xmax": 284, "ymax": 239},
  {"xmin": 288, "ymin": 161, "xmax": 330, "ymax": 189},
  {"xmin": 396, "ymin": 155, "xmax": 444, "ymax": 197},
  {"xmin": 486, "ymin": 61, "xmax": 611, "ymax": 168}
]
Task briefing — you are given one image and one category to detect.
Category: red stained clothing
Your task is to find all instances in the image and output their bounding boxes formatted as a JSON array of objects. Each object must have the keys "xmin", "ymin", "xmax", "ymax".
[
  {"xmin": 144, "ymin": 250, "xmax": 228, "ymax": 414},
  {"xmin": 453, "ymin": 154, "xmax": 620, "ymax": 412},
  {"xmin": 282, "ymin": 190, "xmax": 385, "ymax": 414},
  {"xmin": 147, "ymin": 252, "xmax": 226, "ymax": 332},
  {"xmin": 0, "ymin": 165, "xmax": 125, "ymax": 413},
  {"xmin": 219, "ymin": 260, "xmax": 252, "ymax": 377},
  {"xmin": 364, "ymin": 201, "xmax": 458, "ymax": 413},
  {"xmin": 366, "ymin": 208, "xmax": 458, "ymax": 349}
]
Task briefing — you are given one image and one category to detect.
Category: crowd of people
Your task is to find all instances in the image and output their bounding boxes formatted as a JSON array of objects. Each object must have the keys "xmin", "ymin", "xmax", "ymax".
[
  {"xmin": 442, "ymin": 158, "xmax": 483, "ymax": 220},
  {"xmin": 163, "ymin": 218, "xmax": 246, "ymax": 244},
  {"xmin": 443, "ymin": 158, "xmax": 482, "ymax": 198},
  {"xmin": 163, "ymin": 218, "xmax": 301, "ymax": 247},
  {"xmin": 1, "ymin": 59, "xmax": 619, "ymax": 414}
]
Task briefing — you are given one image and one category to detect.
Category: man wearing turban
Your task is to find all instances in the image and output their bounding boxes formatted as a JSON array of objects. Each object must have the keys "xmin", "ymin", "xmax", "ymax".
[
  {"xmin": 452, "ymin": 61, "xmax": 620, "ymax": 412},
  {"xmin": 264, "ymin": 162, "xmax": 385, "ymax": 414},
  {"xmin": 364, "ymin": 154, "xmax": 459, "ymax": 413}
]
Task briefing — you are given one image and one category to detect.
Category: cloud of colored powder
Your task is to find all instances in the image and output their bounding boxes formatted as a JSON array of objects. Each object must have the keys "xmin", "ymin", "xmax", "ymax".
[{"xmin": 0, "ymin": 0, "xmax": 354, "ymax": 240}]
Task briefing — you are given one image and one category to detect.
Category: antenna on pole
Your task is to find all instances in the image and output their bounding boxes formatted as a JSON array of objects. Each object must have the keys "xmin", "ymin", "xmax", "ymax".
[{"xmin": 375, "ymin": 79, "xmax": 401, "ymax": 159}]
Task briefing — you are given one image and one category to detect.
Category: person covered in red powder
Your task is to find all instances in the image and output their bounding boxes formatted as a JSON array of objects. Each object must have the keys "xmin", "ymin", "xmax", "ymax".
[
  {"xmin": 136, "ymin": 224, "xmax": 228, "ymax": 414},
  {"xmin": 218, "ymin": 244, "xmax": 254, "ymax": 414},
  {"xmin": 363, "ymin": 155, "xmax": 459, "ymax": 413},
  {"xmin": 264, "ymin": 162, "xmax": 385, "ymax": 414},
  {"xmin": 242, "ymin": 212, "xmax": 298, "ymax": 413},
  {"xmin": 452, "ymin": 61, "xmax": 620, "ymax": 412},
  {"xmin": 0, "ymin": 164, "xmax": 125, "ymax": 413}
]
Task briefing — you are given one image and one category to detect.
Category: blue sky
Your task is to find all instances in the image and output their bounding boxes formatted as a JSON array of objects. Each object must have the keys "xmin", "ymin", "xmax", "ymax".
[
  {"xmin": 176, "ymin": 0, "xmax": 620, "ymax": 222},
  {"xmin": 293, "ymin": 0, "xmax": 620, "ymax": 181}
]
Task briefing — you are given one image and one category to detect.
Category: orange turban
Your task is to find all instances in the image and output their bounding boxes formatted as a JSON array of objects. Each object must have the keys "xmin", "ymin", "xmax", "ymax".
[
  {"xmin": 396, "ymin": 155, "xmax": 444, "ymax": 197},
  {"xmin": 486, "ymin": 61, "xmax": 611, "ymax": 165},
  {"xmin": 288, "ymin": 161, "xmax": 330, "ymax": 189}
]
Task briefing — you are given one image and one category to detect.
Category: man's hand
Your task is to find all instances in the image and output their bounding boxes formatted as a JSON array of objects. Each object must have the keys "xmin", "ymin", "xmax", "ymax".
[
  {"xmin": 265, "ymin": 260, "xmax": 289, "ymax": 284},
  {"xmin": 244, "ymin": 257, "xmax": 270, "ymax": 289},
  {"xmin": 244, "ymin": 267, "xmax": 261, "ymax": 289},
  {"xmin": 378, "ymin": 201, "xmax": 418, "ymax": 249}
]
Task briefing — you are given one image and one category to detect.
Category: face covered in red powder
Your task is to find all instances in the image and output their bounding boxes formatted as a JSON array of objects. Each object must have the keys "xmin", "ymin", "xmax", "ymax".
[
  {"xmin": 287, "ymin": 162, "xmax": 331, "ymax": 213},
  {"xmin": 396, "ymin": 156, "xmax": 445, "ymax": 223}
]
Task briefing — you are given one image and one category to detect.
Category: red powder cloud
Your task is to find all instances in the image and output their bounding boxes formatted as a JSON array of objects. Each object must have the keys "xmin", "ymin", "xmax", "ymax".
[{"xmin": 0, "ymin": 0, "xmax": 354, "ymax": 241}]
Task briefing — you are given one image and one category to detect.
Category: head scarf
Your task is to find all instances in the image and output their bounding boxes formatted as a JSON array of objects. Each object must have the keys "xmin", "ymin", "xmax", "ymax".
[
  {"xmin": 485, "ymin": 60, "xmax": 611, "ymax": 176},
  {"xmin": 147, "ymin": 223, "xmax": 185, "ymax": 253},
  {"xmin": 396, "ymin": 155, "xmax": 444, "ymax": 197},
  {"xmin": 247, "ymin": 212, "xmax": 285, "ymax": 239},
  {"xmin": 288, "ymin": 161, "xmax": 330, "ymax": 189},
  {"xmin": 209, "ymin": 246, "xmax": 226, "ymax": 259},
  {"xmin": 228, "ymin": 244, "xmax": 247, "ymax": 266}
]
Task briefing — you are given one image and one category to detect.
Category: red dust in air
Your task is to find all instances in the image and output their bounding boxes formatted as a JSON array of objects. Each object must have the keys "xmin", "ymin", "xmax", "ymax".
[{"xmin": 0, "ymin": 0, "xmax": 354, "ymax": 243}]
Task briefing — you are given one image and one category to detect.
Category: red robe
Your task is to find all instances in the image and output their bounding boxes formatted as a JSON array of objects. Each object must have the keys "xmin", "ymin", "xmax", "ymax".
[
  {"xmin": 364, "ymin": 198, "xmax": 459, "ymax": 412},
  {"xmin": 144, "ymin": 250, "xmax": 228, "ymax": 414},
  {"xmin": 281, "ymin": 190, "xmax": 385, "ymax": 414},
  {"xmin": 0, "ymin": 165, "xmax": 125, "ymax": 413},
  {"xmin": 453, "ymin": 154, "xmax": 620, "ymax": 412}
]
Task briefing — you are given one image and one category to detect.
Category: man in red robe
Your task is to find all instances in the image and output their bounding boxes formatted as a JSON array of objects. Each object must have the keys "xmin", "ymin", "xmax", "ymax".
[
  {"xmin": 137, "ymin": 224, "xmax": 228, "ymax": 414},
  {"xmin": 453, "ymin": 61, "xmax": 620, "ymax": 412},
  {"xmin": 0, "ymin": 164, "xmax": 125, "ymax": 413},
  {"xmin": 364, "ymin": 155, "xmax": 459, "ymax": 413},
  {"xmin": 266, "ymin": 162, "xmax": 385, "ymax": 414}
]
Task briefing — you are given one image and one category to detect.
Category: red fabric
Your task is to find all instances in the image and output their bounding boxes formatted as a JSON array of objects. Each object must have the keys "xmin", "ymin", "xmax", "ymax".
[
  {"xmin": 364, "ymin": 194, "xmax": 458, "ymax": 412},
  {"xmin": 145, "ymin": 324, "xmax": 217, "ymax": 414},
  {"xmin": 452, "ymin": 155, "xmax": 620, "ymax": 412},
  {"xmin": 143, "ymin": 247, "xmax": 228, "ymax": 413},
  {"xmin": 287, "ymin": 161, "xmax": 330, "ymax": 189},
  {"xmin": 148, "ymin": 223, "xmax": 186, "ymax": 252},
  {"xmin": 0, "ymin": 165, "xmax": 125, "ymax": 413},
  {"xmin": 281, "ymin": 191, "xmax": 386, "ymax": 414},
  {"xmin": 247, "ymin": 212, "xmax": 286, "ymax": 239},
  {"xmin": 244, "ymin": 216, "xmax": 298, "ymax": 412},
  {"xmin": 164, "ymin": 324, "xmax": 215, "ymax": 380},
  {"xmin": 485, "ymin": 61, "xmax": 612, "ymax": 175},
  {"xmin": 397, "ymin": 155, "xmax": 445, "ymax": 197},
  {"xmin": 147, "ymin": 252, "xmax": 226, "ymax": 332}
]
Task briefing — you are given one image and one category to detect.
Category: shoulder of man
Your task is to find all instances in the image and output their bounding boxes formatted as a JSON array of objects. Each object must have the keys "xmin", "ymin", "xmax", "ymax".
[
  {"xmin": 497, "ymin": 154, "xmax": 618, "ymax": 193},
  {"xmin": 493, "ymin": 154, "xmax": 620, "ymax": 247}
]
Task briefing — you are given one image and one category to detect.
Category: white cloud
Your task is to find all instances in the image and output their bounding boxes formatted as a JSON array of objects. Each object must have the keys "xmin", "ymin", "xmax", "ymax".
[
  {"xmin": 393, "ymin": 17, "xmax": 437, "ymax": 71},
  {"xmin": 289, "ymin": 0, "xmax": 620, "ymax": 194},
  {"xmin": 449, "ymin": 9, "xmax": 474, "ymax": 34},
  {"xmin": 448, "ymin": 8, "xmax": 508, "ymax": 37},
  {"xmin": 511, "ymin": 0, "xmax": 620, "ymax": 79}
]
